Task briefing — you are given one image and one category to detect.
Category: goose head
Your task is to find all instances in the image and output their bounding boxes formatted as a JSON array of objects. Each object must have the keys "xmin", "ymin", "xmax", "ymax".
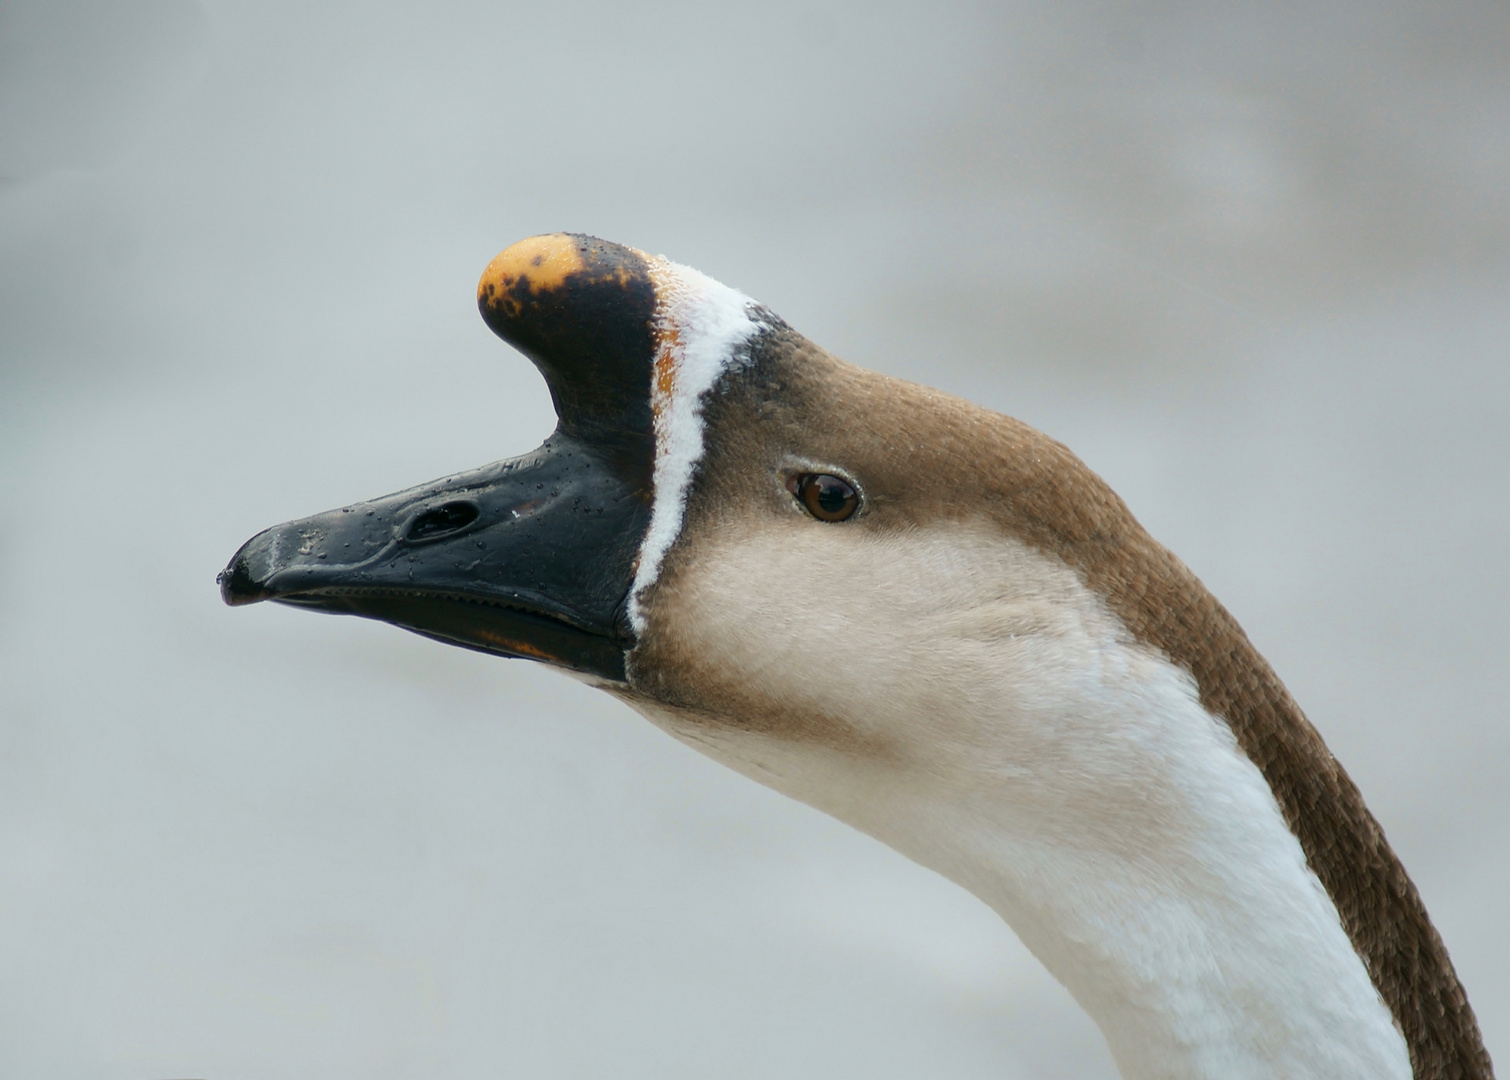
[{"xmin": 220, "ymin": 234, "xmax": 1491, "ymax": 1080}]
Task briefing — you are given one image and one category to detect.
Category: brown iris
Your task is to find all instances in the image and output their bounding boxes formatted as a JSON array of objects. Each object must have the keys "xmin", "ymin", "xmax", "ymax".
[{"xmin": 789, "ymin": 473, "xmax": 860, "ymax": 522}]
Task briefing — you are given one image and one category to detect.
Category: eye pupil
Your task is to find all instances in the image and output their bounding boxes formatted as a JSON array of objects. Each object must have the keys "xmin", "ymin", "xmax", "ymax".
[
  {"xmin": 816, "ymin": 481, "xmax": 849, "ymax": 515},
  {"xmin": 796, "ymin": 473, "xmax": 859, "ymax": 522}
]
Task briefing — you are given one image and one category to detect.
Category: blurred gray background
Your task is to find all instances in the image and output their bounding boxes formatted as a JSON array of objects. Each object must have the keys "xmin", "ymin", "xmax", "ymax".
[{"xmin": 1, "ymin": 1, "xmax": 1505, "ymax": 1077}]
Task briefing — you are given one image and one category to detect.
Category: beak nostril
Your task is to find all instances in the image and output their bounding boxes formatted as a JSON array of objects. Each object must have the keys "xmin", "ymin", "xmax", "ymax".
[{"xmin": 405, "ymin": 501, "xmax": 481, "ymax": 543}]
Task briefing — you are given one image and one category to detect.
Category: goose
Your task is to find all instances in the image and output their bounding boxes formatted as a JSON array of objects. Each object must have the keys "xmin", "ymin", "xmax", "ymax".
[{"xmin": 219, "ymin": 233, "xmax": 1492, "ymax": 1080}]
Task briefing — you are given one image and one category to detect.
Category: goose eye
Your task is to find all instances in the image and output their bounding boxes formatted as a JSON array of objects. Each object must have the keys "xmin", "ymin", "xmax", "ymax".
[{"xmin": 791, "ymin": 473, "xmax": 859, "ymax": 522}]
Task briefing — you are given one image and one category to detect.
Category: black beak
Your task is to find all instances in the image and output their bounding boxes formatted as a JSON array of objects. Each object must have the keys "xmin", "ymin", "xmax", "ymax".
[
  {"xmin": 220, "ymin": 234, "xmax": 671, "ymax": 683},
  {"xmin": 218, "ymin": 430, "xmax": 650, "ymax": 681}
]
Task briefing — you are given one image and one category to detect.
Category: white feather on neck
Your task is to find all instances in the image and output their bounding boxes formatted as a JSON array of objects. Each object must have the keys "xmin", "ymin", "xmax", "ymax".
[{"xmin": 625, "ymin": 520, "xmax": 1411, "ymax": 1080}]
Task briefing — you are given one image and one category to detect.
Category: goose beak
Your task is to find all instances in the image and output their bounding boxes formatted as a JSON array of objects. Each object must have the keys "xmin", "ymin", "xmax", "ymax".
[
  {"xmin": 220, "ymin": 234, "xmax": 672, "ymax": 683},
  {"xmin": 217, "ymin": 431, "xmax": 648, "ymax": 682}
]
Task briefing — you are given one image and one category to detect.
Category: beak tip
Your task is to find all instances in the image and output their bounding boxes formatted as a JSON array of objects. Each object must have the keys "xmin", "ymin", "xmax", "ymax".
[{"xmin": 218, "ymin": 554, "xmax": 272, "ymax": 607}]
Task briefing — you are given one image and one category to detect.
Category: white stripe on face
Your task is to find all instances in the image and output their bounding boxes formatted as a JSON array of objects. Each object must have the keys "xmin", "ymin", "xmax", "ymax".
[{"xmin": 626, "ymin": 256, "xmax": 763, "ymax": 631}]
